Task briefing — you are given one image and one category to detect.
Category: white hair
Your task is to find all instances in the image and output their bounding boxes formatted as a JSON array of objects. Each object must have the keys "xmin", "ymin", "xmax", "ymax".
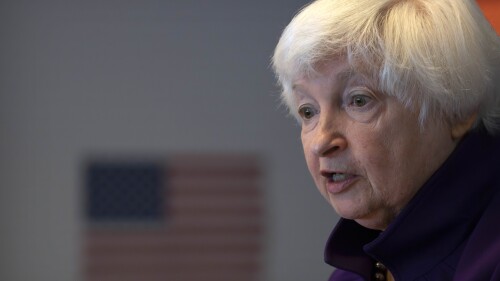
[{"xmin": 272, "ymin": 0, "xmax": 500, "ymax": 134}]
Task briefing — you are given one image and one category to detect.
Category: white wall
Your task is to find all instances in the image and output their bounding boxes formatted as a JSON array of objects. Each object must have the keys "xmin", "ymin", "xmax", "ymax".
[{"xmin": 0, "ymin": 1, "xmax": 339, "ymax": 280}]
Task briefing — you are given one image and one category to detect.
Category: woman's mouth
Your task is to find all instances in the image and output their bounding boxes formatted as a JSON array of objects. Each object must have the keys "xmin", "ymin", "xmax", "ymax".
[
  {"xmin": 331, "ymin": 173, "xmax": 350, "ymax": 182},
  {"xmin": 322, "ymin": 172, "xmax": 358, "ymax": 194}
]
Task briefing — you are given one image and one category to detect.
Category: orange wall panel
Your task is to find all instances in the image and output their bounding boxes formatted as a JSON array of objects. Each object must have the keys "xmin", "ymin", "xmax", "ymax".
[{"xmin": 477, "ymin": 0, "xmax": 500, "ymax": 34}]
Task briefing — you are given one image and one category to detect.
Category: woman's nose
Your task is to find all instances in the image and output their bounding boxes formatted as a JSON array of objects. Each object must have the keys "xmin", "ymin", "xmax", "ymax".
[{"xmin": 309, "ymin": 120, "xmax": 348, "ymax": 157}]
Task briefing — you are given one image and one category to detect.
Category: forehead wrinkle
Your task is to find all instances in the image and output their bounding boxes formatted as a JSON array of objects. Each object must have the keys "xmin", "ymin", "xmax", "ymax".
[{"xmin": 292, "ymin": 64, "xmax": 355, "ymax": 90}]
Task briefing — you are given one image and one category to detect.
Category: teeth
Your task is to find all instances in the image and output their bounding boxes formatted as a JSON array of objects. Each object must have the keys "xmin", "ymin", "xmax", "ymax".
[{"xmin": 331, "ymin": 173, "xmax": 348, "ymax": 182}]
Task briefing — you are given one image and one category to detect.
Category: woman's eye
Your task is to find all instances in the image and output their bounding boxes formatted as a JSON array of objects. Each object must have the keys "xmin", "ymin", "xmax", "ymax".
[
  {"xmin": 351, "ymin": 94, "xmax": 372, "ymax": 107},
  {"xmin": 298, "ymin": 105, "xmax": 316, "ymax": 120},
  {"xmin": 344, "ymin": 89, "xmax": 381, "ymax": 123}
]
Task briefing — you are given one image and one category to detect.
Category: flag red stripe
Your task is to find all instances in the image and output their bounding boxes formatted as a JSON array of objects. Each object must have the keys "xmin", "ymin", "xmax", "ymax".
[{"xmin": 86, "ymin": 270, "xmax": 259, "ymax": 281}]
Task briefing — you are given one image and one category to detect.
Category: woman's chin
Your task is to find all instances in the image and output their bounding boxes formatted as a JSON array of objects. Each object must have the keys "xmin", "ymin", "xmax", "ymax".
[{"xmin": 330, "ymin": 203, "xmax": 391, "ymax": 230}]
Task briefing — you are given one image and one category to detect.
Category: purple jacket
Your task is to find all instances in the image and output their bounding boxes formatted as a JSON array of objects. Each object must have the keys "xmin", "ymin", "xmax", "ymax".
[{"xmin": 325, "ymin": 130, "xmax": 500, "ymax": 281}]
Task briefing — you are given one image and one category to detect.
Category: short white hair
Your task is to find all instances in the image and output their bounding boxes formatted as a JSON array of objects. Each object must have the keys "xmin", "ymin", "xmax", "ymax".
[{"xmin": 272, "ymin": 0, "xmax": 500, "ymax": 134}]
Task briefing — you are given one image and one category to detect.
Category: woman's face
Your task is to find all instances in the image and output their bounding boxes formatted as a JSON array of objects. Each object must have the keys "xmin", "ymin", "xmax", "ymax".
[{"xmin": 293, "ymin": 60, "xmax": 458, "ymax": 230}]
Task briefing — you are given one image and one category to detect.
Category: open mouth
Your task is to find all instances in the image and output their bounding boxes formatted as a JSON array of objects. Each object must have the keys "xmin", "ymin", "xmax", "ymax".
[
  {"xmin": 331, "ymin": 173, "xmax": 350, "ymax": 182},
  {"xmin": 322, "ymin": 172, "xmax": 354, "ymax": 183}
]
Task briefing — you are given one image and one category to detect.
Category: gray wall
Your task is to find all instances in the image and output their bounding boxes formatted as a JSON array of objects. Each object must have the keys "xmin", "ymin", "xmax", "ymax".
[{"xmin": 0, "ymin": 1, "xmax": 339, "ymax": 280}]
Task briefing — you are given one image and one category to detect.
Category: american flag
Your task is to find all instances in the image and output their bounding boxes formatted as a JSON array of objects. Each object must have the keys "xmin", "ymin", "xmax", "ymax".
[{"xmin": 83, "ymin": 154, "xmax": 263, "ymax": 281}]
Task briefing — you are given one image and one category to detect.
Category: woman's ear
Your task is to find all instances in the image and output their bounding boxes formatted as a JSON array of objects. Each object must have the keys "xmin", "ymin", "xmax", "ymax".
[{"xmin": 451, "ymin": 113, "xmax": 478, "ymax": 140}]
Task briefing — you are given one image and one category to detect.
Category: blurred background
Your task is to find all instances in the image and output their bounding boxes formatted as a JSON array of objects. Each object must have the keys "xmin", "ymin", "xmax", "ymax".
[
  {"xmin": 0, "ymin": 1, "xmax": 497, "ymax": 281},
  {"xmin": 0, "ymin": 1, "xmax": 337, "ymax": 281}
]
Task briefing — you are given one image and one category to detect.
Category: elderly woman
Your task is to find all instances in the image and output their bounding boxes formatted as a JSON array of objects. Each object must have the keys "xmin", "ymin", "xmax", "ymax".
[{"xmin": 272, "ymin": 0, "xmax": 500, "ymax": 280}]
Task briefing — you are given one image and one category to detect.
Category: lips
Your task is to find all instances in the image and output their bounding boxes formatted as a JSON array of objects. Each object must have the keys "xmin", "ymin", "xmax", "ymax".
[{"xmin": 321, "ymin": 171, "xmax": 358, "ymax": 194}]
